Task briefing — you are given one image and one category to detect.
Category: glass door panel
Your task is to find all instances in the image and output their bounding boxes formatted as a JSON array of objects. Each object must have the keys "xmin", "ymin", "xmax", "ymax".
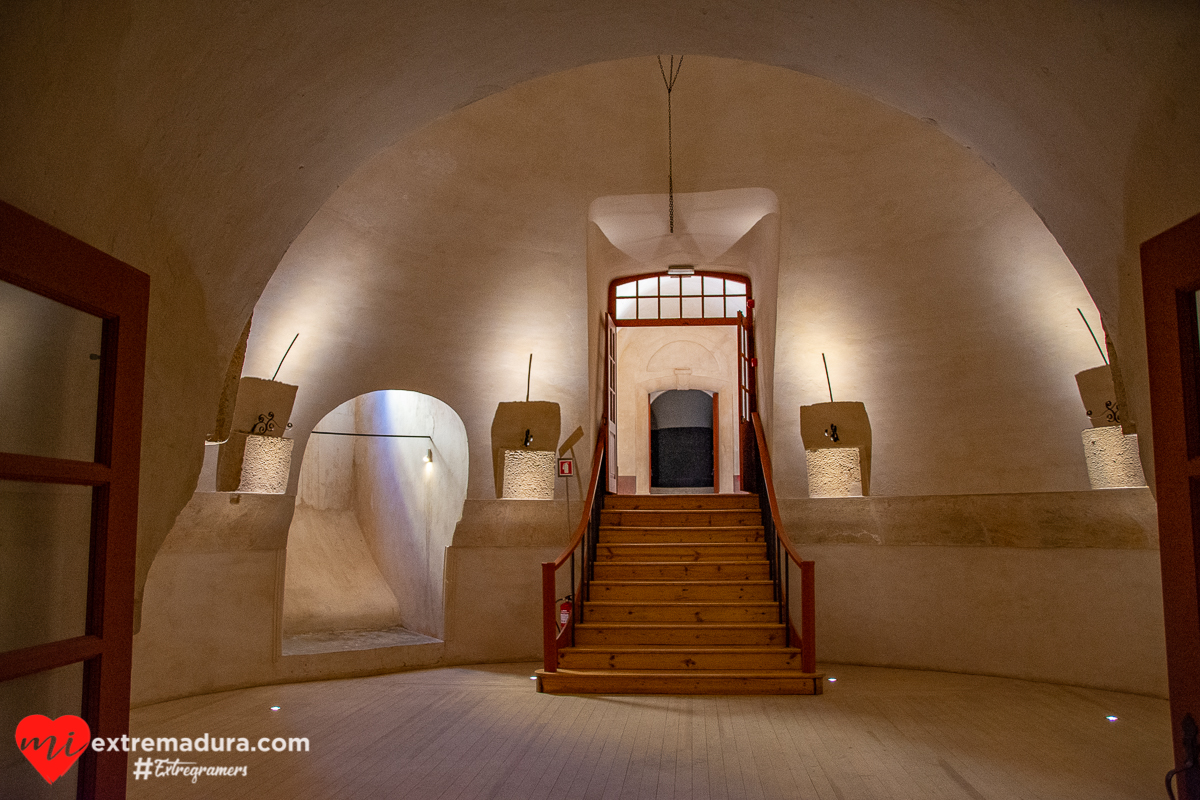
[
  {"xmin": 0, "ymin": 661, "xmax": 84, "ymax": 799},
  {"xmin": 0, "ymin": 282, "xmax": 102, "ymax": 462},
  {"xmin": 0, "ymin": 481, "xmax": 93, "ymax": 653}
]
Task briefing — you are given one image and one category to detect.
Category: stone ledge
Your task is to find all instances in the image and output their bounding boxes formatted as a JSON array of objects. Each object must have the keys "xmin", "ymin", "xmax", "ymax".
[{"xmin": 779, "ymin": 488, "xmax": 1157, "ymax": 549}]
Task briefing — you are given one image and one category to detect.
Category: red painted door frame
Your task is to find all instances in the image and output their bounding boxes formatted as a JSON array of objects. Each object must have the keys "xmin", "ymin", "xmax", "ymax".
[
  {"xmin": 712, "ymin": 391, "xmax": 719, "ymax": 493},
  {"xmin": 0, "ymin": 201, "xmax": 149, "ymax": 799},
  {"xmin": 605, "ymin": 313, "xmax": 618, "ymax": 494},
  {"xmin": 1143, "ymin": 212, "xmax": 1200, "ymax": 799}
]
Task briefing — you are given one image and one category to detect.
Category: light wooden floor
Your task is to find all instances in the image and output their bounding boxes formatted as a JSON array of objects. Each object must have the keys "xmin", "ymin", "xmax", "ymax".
[{"xmin": 127, "ymin": 663, "xmax": 1171, "ymax": 800}]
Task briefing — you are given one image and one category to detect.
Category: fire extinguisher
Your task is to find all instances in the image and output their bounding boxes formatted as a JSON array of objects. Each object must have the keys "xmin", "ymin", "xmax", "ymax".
[{"xmin": 559, "ymin": 597, "xmax": 573, "ymax": 626}]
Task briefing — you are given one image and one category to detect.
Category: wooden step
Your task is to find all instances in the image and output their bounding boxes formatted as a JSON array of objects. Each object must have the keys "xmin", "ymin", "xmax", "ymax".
[
  {"xmin": 603, "ymin": 494, "xmax": 761, "ymax": 511},
  {"xmin": 601, "ymin": 509, "xmax": 763, "ymax": 527},
  {"xmin": 584, "ymin": 602, "xmax": 779, "ymax": 623},
  {"xmin": 558, "ymin": 646, "xmax": 805, "ymax": 671},
  {"xmin": 589, "ymin": 581, "xmax": 776, "ymax": 602},
  {"xmin": 595, "ymin": 543, "xmax": 766, "ymax": 562},
  {"xmin": 599, "ymin": 526, "xmax": 765, "ymax": 544},
  {"xmin": 535, "ymin": 669, "xmax": 823, "ymax": 695},
  {"xmin": 574, "ymin": 623, "xmax": 785, "ymax": 647},
  {"xmin": 592, "ymin": 561, "xmax": 770, "ymax": 581}
]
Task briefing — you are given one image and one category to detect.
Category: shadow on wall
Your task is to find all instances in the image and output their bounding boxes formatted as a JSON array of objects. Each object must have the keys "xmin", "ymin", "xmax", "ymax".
[{"xmin": 283, "ymin": 390, "xmax": 468, "ymax": 644}]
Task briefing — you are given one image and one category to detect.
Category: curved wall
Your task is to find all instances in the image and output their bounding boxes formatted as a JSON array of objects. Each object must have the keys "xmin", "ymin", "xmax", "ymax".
[
  {"xmin": 0, "ymin": 7, "xmax": 1185, "ymax": 702},
  {"xmin": 284, "ymin": 401, "xmax": 402, "ymax": 636},
  {"xmin": 136, "ymin": 55, "xmax": 1170, "ymax": 698},
  {"xmin": 0, "ymin": 1, "xmax": 1196, "ymax": 620}
]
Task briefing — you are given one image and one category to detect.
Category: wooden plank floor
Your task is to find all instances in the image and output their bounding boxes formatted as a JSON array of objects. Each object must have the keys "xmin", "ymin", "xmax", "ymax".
[{"xmin": 126, "ymin": 663, "xmax": 1171, "ymax": 799}]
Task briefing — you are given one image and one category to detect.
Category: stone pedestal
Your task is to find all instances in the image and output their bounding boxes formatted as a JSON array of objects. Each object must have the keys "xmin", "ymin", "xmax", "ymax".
[
  {"xmin": 1082, "ymin": 426, "xmax": 1146, "ymax": 489},
  {"xmin": 805, "ymin": 447, "xmax": 863, "ymax": 498},
  {"xmin": 217, "ymin": 432, "xmax": 294, "ymax": 493},
  {"xmin": 501, "ymin": 449, "xmax": 556, "ymax": 499},
  {"xmin": 800, "ymin": 401, "xmax": 871, "ymax": 495}
]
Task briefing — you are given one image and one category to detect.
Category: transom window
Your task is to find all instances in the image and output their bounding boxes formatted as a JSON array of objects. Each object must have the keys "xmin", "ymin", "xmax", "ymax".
[{"xmin": 610, "ymin": 272, "xmax": 749, "ymax": 324}]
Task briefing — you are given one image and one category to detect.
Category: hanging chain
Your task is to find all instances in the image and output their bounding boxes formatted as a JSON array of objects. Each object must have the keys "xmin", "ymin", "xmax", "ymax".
[{"xmin": 657, "ymin": 55, "xmax": 684, "ymax": 234}]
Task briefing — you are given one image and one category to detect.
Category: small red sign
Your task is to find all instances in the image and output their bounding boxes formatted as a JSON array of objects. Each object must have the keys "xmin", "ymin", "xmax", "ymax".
[{"xmin": 558, "ymin": 458, "xmax": 574, "ymax": 477}]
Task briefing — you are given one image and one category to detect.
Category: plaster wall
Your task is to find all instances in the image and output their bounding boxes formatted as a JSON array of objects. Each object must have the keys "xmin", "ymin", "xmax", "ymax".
[
  {"xmin": 0, "ymin": 2, "xmax": 1196, "ymax": 619},
  {"xmin": 0, "ymin": 281, "xmax": 102, "ymax": 463},
  {"xmin": 130, "ymin": 493, "xmax": 444, "ymax": 706},
  {"xmin": 781, "ymin": 489, "xmax": 1165, "ymax": 696},
  {"xmin": 799, "ymin": 545, "xmax": 1167, "ymax": 697},
  {"xmin": 250, "ymin": 58, "xmax": 1110, "ymax": 514},
  {"xmin": 130, "ymin": 487, "xmax": 1165, "ymax": 702},
  {"xmin": 281, "ymin": 508, "xmax": 401, "ymax": 636},
  {"xmin": 352, "ymin": 391, "xmax": 469, "ymax": 638},
  {"xmin": 3, "ymin": 6, "xmax": 1195, "ymax": 710},
  {"xmin": 284, "ymin": 399, "xmax": 401, "ymax": 635},
  {"xmin": 615, "ymin": 326, "xmax": 739, "ymax": 493}
]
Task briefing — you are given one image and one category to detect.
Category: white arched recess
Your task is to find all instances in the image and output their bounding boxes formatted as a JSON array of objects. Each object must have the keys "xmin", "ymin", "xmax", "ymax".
[{"xmin": 284, "ymin": 390, "xmax": 468, "ymax": 647}]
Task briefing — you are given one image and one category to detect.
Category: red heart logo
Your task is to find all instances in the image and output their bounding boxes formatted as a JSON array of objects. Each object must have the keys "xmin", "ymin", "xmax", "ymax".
[{"xmin": 15, "ymin": 714, "xmax": 91, "ymax": 784}]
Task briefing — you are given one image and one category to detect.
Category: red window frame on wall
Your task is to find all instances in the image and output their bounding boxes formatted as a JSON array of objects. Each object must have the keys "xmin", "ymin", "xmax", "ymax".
[
  {"xmin": 608, "ymin": 270, "xmax": 752, "ymax": 327},
  {"xmin": 0, "ymin": 201, "xmax": 149, "ymax": 799},
  {"xmin": 607, "ymin": 269, "xmax": 757, "ymax": 493}
]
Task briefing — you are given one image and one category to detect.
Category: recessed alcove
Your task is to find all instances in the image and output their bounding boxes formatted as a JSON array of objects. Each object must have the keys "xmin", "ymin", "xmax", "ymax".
[{"xmin": 281, "ymin": 390, "xmax": 467, "ymax": 655}]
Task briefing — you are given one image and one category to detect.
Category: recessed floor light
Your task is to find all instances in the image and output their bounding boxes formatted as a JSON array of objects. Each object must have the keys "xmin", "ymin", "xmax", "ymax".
[
  {"xmin": 1106, "ymin": 715, "xmax": 1118, "ymax": 721},
  {"xmin": 270, "ymin": 706, "xmax": 281, "ymax": 711},
  {"xmin": 827, "ymin": 678, "xmax": 837, "ymax": 683}
]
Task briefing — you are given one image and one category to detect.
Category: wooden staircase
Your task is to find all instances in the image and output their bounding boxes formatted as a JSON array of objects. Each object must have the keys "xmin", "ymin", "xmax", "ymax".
[{"xmin": 536, "ymin": 493, "xmax": 823, "ymax": 695}]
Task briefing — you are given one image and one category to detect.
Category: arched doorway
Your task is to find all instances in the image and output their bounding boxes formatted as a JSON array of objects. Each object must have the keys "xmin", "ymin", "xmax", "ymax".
[{"xmin": 650, "ymin": 389, "xmax": 716, "ymax": 491}]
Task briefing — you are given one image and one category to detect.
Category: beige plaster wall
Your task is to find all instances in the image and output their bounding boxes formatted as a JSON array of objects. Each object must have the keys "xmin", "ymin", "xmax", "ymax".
[
  {"xmin": 780, "ymin": 489, "xmax": 1158, "ymax": 549},
  {"xmin": 130, "ymin": 493, "xmax": 445, "ymax": 706},
  {"xmin": 616, "ymin": 326, "xmax": 739, "ymax": 493},
  {"xmin": 249, "ymin": 58, "xmax": 1111, "ymax": 512},
  {"xmin": 282, "ymin": 508, "xmax": 402, "ymax": 635},
  {"xmin": 781, "ymin": 489, "xmax": 1165, "ymax": 696},
  {"xmin": 353, "ymin": 391, "xmax": 469, "ymax": 638},
  {"xmin": 284, "ymin": 399, "xmax": 402, "ymax": 635},
  {"xmin": 799, "ymin": 545, "xmax": 1167, "ymax": 697},
  {"xmin": 443, "ymin": 495, "xmax": 575, "ymax": 664},
  {"xmin": 2, "ymin": 5, "xmax": 1195, "ymax": 708},
  {"xmin": 0, "ymin": 1, "xmax": 1196, "ymax": 627},
  {"xmin": 295, "ymin": 402, "xmax": 354, "ymax": 510}
]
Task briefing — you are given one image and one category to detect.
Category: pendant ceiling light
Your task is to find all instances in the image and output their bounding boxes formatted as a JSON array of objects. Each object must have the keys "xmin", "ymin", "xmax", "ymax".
[{"xmin": 657, "ymin": 55, "xmax": 684, "ymax": 235}]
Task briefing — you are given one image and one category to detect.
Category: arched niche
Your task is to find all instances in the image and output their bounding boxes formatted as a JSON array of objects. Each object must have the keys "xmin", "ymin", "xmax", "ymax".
[{"xmin": 282, "ymin": 390, "xmax": 468, "ymax": 653}]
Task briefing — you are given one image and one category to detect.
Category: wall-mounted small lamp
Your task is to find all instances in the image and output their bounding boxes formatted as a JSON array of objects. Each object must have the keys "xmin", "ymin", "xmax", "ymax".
[
  {"xmin": 524, "ymin": 429, "xmax": 533, "ymax": 447},
  {"xmin": 423, "ymin": 449, "xmax": 433, "ymax": 464},
  {"xmin": 667, "ymin": 265, "xmax": 695, "ymax": 276}
]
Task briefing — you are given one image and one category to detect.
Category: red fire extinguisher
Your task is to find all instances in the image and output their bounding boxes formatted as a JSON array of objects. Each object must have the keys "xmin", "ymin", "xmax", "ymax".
[{"xmin": 559, "ymin": 598, "xmax": 572, "ymax": 626}]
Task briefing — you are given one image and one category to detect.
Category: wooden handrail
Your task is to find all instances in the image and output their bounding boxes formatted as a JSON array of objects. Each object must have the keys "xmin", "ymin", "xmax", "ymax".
[
  {"xmin": 542, "ymin": 426, "xmax": 607, "ymax": 673},
  {"xmin": 548, "ymin": 427, "xmax": 607, "ymax": 569},
  {"xmin": 751, "ymin": 413, "xmax": 805, "ymax": 566},
  {"xmin": 751, "ymin": 411, "xmax": 817, "ymax": 674}
]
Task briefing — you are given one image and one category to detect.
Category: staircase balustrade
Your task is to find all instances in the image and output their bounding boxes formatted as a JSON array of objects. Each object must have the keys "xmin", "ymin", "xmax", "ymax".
[
  {"xmin": 748, "ymin": 412, "xmax": 816, "ymax": 674},
  {"xmin": 540, "ymin": 414, "xmax": 816, "ymax": 681},
  {"xmin": 541, "ymin": 427, "xmax": 606, "ymax": 673}
]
